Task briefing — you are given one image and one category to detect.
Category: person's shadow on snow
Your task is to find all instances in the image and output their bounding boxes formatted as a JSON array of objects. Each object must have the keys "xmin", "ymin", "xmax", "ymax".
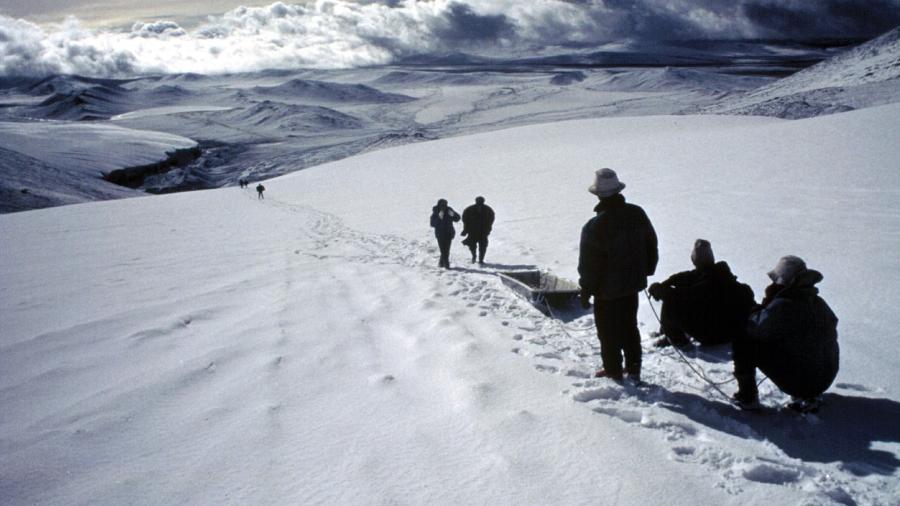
[{"xmin": 658, "ymin": 390, "xmax": 900, "ymax": 477}]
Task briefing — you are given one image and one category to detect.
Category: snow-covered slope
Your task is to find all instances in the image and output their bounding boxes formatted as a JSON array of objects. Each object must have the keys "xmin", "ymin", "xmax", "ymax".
[
  {"xmin": 2, "ymin": 105, "xmax": 899, "ymax": 505},
  {"xmin": 0, "ymin": 122, "xmax": 198, "ymax": 211},
  {"xmin": 706, "ymin": 27, "xmax": 900, "ymax": 118}
]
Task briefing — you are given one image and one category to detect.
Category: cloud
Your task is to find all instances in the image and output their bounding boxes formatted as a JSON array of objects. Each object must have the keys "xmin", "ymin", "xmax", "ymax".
[
  {"xmin": 1, "ymin": 0, "xmax": 897, "ymax": 77},
  {"xmin": 741, "ymin": 0, "xmax": 900, "ymax": 39}
]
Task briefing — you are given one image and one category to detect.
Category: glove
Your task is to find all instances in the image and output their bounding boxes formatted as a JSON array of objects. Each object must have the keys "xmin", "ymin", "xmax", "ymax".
[{"xmin": 579, "ymin": 289, "xmax": 592, "ymax": 309}]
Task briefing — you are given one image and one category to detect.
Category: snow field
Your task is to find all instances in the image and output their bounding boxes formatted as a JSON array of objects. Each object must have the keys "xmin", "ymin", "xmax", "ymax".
[{"xmin": 2, "ymin": 105, "xmax": 899, "ymax": 505}]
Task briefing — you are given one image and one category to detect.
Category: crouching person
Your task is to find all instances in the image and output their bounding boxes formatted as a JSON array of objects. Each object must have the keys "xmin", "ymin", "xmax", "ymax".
[
  {"xmin": 648, "ymin": 239, "xmax": 755, "ymax": 348},
  {"xmin": 732, "ymin": 256, "xmax": 839, "ymax": 412}
]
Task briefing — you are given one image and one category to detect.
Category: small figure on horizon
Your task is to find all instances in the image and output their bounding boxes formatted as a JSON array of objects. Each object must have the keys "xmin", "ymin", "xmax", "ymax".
[
  {"xmin": 256, "ymin": 183, "xmax": 265, "ymax": 199},
  {"xmin": 461, "ymin": 196, "xmax": 495, "ymax": 265},
  {"xmin": 239, "ymin": 179, "xmax": 249, "ymax": 189},
  {"xmin": 430, "ymin": 198, "xmax": 460, "ymax": 269},
  {"xmin": 648, "ymin": 239, "xmax": 755, "ymax": 348},
  {"xmin": 732, "ymin": 256, "xmax": 839, "ymax": 412},
  {"xmin": 578, "ymin": 168, "xmax": 658, "ymax": 383}
]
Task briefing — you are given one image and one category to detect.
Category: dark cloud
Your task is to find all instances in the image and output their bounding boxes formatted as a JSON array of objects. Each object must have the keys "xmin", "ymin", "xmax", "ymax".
[
  {"xmin": 741, "ymin": 0, "xmax": 900, "ymax": 39},
  {"xmin": 2, "ymin": 1, "xmax": 898, "ymax": 77},
  {"xmin": 430, "ymin": 2, "xmax": 516, "ymax": 45}
]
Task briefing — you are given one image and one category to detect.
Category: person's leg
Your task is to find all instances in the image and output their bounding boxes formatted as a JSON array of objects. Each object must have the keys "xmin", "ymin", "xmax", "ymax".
[
  {"xmin": 478, "ymin": 236, "xmax": 488, "ymax": 264},
  {"xmin": 732, "ymin": 331, "xmax": 760, "ymax": 405},
  {"xmin": 655, "ymin": 297, "xmax": 691, "ymax": 347},
  {"xmin": 438, "ymin": 237, "xmax": 451, "ymax": 268},
  {"xmin": 618, "ymin": 293, "xmax": 642, "ymax": 379},
  {"xmin": 594, "ymin": 298, "xmax": 623, "ymax": 378},
  {"xmin": 467, "ymin": 241, "xmax": 477, "ymax": 263}
]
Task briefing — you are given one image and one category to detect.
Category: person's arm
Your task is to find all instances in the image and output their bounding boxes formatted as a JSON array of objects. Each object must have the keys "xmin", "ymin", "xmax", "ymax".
[
  {"xmin": 746, "ymin": 298, "xmax": 803, "ymax": 343},
  {"xmin": 644, "ymin": 211, "xmax": 659, "ymax": 276},
  {"xmin": 449, "ymin": 207, "xmax": 461, "ymax": 222},
  {"xmin": 486, "ymin": 207, "xmax": 495, "ymax": 234}
]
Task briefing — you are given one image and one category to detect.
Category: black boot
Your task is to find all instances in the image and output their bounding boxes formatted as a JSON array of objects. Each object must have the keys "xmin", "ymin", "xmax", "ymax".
[{"xmin": 732, "ymin": 373, "xmax": 760, "ymax": 411}]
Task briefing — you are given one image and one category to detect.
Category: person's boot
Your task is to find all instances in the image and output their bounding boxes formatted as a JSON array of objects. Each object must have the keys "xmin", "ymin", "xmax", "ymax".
[
  {"xmin": 625, "ymin": 364, "xmax": 645, "ymax": 386},
  {"xmin": 593, "ymin": 368, "xmax": 623, "ymax": 381},
  {"xmin": 786, "ymin": 396, "xmax": 823, "ymax": 413},
  {"xmin": 732, "ymin": 373, "xmax": 760, "ymax": 411},
  {"xmin": 654, "ymin": 334, "xmax": 691, "ymax": 348}
]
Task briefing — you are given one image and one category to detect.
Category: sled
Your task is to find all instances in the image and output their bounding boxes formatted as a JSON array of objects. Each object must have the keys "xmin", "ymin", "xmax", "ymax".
[{"xmin": 497, "ymin": 269, "xmax": 580, "ymax": 314}]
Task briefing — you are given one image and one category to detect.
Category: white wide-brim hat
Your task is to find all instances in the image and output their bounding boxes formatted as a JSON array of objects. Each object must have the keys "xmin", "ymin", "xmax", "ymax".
[
  {"xmin": 588, "ymin": 168, "xmax": 626, "ymax": 197},
  {"xmin": 768, "ymin": 255, "xmax": 807, "ymax": 285}
]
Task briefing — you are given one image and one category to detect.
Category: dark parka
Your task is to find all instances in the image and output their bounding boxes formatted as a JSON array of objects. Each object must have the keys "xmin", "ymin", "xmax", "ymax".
[
  {"xmin": 746, "ymin": 269, "xmax": 839, "ymax": 398},
  {"xmin": 578, "ymin": 194, "xmax": 658, "ymax": 301},
  {"xmin": 657, "ymin": 262, "xmax": 756, "ymax": 344},
  {"xmin": 462, "ymin": 203, "xmax": 495, "ymax": 240},
  {"xmin": 430, "ymin": 205, "xmax": 460, "ymax": 239}
]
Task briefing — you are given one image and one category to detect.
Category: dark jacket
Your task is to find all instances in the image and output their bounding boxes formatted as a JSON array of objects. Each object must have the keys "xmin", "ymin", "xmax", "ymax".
[
  {"xmin": 462, "ymin": 203, "xmax": 495, "ymax": 239},
  {"xmin": 430, "ymin": 206, "xmax": 460, "ymax": 240},
  {"xmin": 746, "ymin": 270, "xmax": 839, "ymax": 398},
  {"xmin": 659, "ymin": 262, "xmax": 755, "ymax": 343},
  {"xmin": 578, "ymin": 194, "xmax": 658, "ymax": 301}
]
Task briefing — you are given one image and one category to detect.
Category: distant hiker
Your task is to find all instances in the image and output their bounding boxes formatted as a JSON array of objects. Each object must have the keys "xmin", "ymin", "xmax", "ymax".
[
  {"xmin": 240, "ymin": 179, "xmax": 249, "ymax": 189},
  {"xmin": 256, "ymin": 183, "xmax": 265, "ymax": 199},
  {"xmin": 430, "ymin": 198, "xmax": 461, "ymax": 269},
  {"xmin": 578, "ymin": 168, "xmax": 658, "ymax": 382},
  {"xmin": 732, "ymin": 256, "xmax": 839, "ymax": 411},
  {"xmin": 461, "ymin": 196, "xmax": 495, "ymax": 265},
  {"xmin": 648, "ymin": 239, "xmax": 755, "ymax": 348}
]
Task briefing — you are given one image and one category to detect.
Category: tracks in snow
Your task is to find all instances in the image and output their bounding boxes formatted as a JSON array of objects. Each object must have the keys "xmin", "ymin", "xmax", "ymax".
[{"xmin": 256, "ymin": 192, "xmax": 897, "ymax": 506}]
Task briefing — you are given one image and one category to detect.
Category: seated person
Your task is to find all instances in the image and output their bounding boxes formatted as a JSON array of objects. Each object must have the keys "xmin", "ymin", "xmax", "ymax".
[
  {"xmin": 649, "ymin": 239, "xmax": 755, "ymax": 348},
  {"xmin": 732, "ymin": 255, "xmax": 839, "ymax": 411}
]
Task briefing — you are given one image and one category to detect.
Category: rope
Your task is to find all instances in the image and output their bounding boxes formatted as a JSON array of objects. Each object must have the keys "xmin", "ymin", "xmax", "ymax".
[
  {"xmin": 537, "ymin": 294, "xmax": 598, "ymax": 351},
  {"xmin": 643, "ymin": 290, "xmax": 743, "ymax": 405}
]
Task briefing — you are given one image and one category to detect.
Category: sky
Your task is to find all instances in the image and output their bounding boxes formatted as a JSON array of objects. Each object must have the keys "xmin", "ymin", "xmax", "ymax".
[{"xmin": 1, "ymin": 0, "xmax": 898, "ymax": 76}]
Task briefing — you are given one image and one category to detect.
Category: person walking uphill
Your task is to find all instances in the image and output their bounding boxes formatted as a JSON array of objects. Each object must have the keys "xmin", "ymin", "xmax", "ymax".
[
  {"xmin": 256, "ymin": 183, "xmax": 265, "ymax": 199},
  {"xmin": 732, "ymin": 256, "xmax": 839, "ymax": 412},
  {"xmin": 578, "ymin": 168, "xmax": 658, "ymax": 382},
  {"xmin": 430, "ymin": 199, "xmax": 461, "ymax": 269},
  {"xmin": 461, "ymin": 196, "xmax": 495, "ymax": 265}
]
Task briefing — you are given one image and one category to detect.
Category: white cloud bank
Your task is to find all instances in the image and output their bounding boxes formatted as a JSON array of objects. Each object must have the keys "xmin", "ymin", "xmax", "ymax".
[{"xmin": 1, "ymin": 0, "xmax": 897, "ymax": 77}]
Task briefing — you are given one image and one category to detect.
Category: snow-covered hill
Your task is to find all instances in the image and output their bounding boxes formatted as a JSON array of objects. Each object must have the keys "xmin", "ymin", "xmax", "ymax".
[
  {"xmin": 705, "ymin": 27, "xmax": 900, "ymax": 118},
  {"xmin": 249, "ymin": 78, "xmax": 415, "ymax": 104},
  {"xmin": 2, "ymin": 103, "xmax": 898, "ymax": 505},
  {"xmin": 0, "ymin": 122, "xmax": 198, "ymax": 211}
]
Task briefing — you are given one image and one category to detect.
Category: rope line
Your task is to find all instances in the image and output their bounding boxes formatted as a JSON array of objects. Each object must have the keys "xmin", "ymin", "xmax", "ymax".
[{"xmin": 642, "ymin": 290, "xmax": 743, "ymax": 405}]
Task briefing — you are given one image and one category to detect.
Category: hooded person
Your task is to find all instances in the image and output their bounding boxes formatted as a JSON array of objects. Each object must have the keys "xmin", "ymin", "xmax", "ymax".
[
  {"xmin": 461, "ymin": 196, "xmax": 496, "ymax": 265},
  {"xmin": 648, "ymin": 239, "xmax": 755, "ymax": 348},
  {"xmin": 732, "ymin": 255, "xmax": 839, "ymax": 411},
  {"xmin": 430, "ymin": 198, "xmax": 461, "ymax": 269},
  {"xmin": 578, "ymin": 168, "xmax": 658, "ymax": 382}
]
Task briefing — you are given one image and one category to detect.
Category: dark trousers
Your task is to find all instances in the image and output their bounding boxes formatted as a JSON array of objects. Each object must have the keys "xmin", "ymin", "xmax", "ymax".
[
  {"xmin": 467, "ymin": 236, "xmax": 488, "ymax": 263},
  {"xmin": 594, "ymin": 293, "xmax": 641, "ymax": 375},
  {"xmin": 437, "ymin": 236, "xmax": 452, "ymax": 268},
  {"xmin": 732, "ymin": 334, "xmax": 833, "ymax": 399}
]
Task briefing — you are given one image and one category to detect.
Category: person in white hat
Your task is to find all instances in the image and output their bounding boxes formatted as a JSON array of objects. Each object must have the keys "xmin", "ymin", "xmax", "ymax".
[
  {"xmin": 731, "ymin": 255, "xmax": 840, "ymax": 412},
  {"xmin": 578, "ymin": 168, "xmax": 658, "ymax": 382}
]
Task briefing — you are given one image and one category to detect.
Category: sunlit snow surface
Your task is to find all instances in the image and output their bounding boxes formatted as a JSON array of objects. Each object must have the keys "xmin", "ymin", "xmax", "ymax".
[{"xmin": 1, "ymin": 36, "xmax": 900, "ymax": 506}]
